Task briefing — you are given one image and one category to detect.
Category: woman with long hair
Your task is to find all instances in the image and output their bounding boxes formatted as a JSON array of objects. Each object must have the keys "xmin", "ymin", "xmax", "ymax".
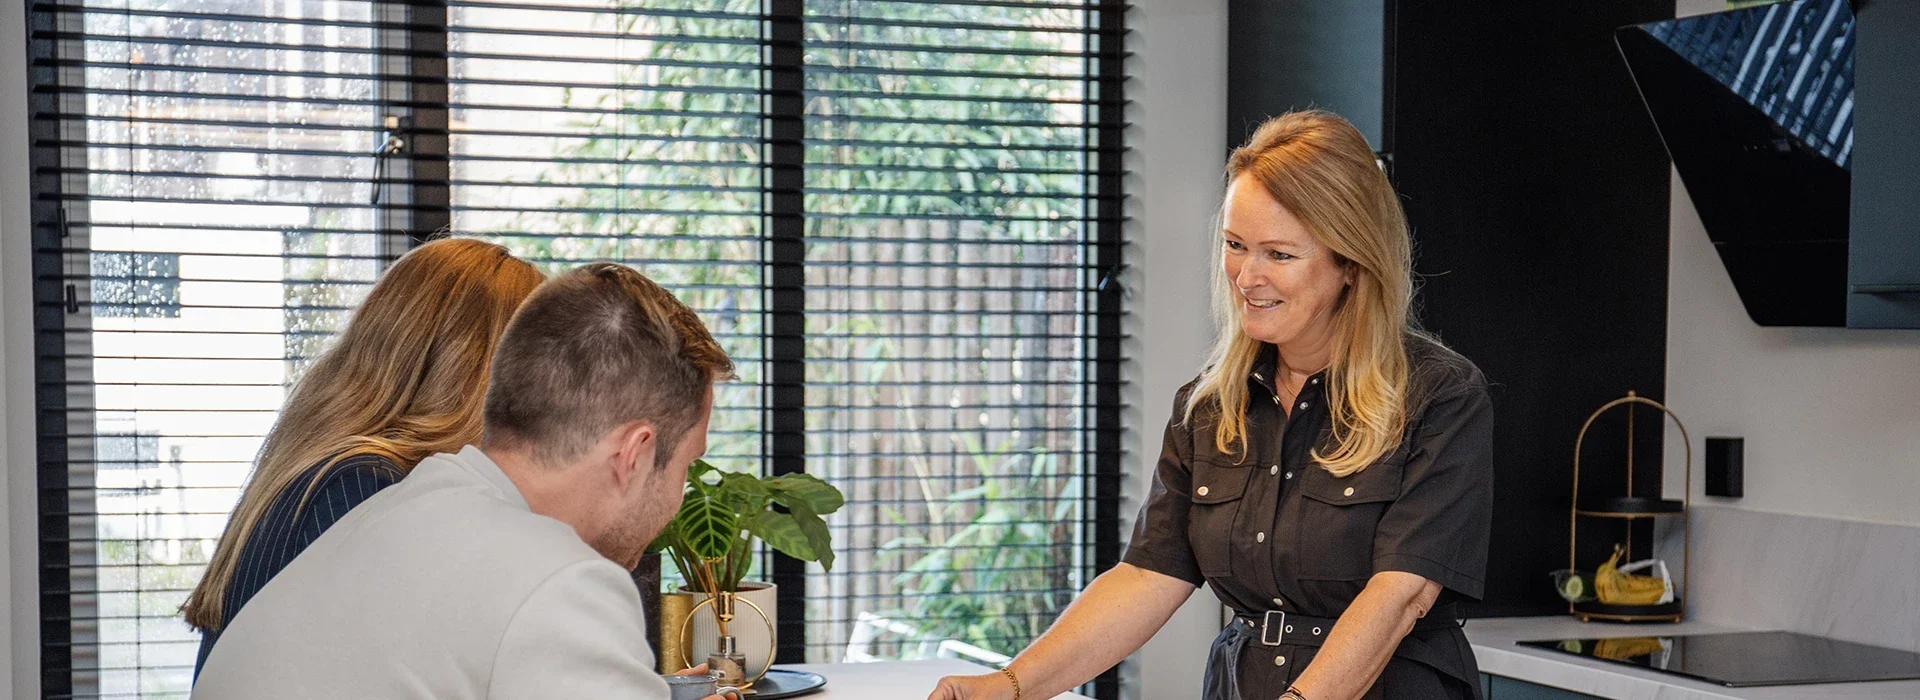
[
  {"xmin": 931, "ymin": 111, "xmax": 1495, "ymax": 699},
  {"xmin": 183, "ymin": 237, "xmax": 545, "ymax": 674}
]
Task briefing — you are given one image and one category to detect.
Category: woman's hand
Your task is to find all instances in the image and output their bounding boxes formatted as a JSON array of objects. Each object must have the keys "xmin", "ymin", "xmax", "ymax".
[
  {"xmin": 670, "ymin": 664, "xmax": 740, "ymax": 700},
  {"xmin": 926, "ymin": 672, "xmax": 1016, "ymax": 700}
]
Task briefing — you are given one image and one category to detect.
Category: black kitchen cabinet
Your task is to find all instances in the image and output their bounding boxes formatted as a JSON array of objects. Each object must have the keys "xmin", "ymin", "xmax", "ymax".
[
  {"xmin": 1226, "ymin": 0, "xmax": 1386, "ymax": 149},
  {"xmin": 1228, "ymin": 1, "xmax": 1675, "ymax": 617},
  {"xmin": 1849, "ymin": 0, "xmax": 1920, "ymax": 328}
]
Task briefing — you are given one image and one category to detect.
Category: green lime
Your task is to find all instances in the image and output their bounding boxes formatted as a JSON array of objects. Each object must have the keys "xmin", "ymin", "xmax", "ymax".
[{"xmin": 1560, "ymin": 575, "xmax": 1586, "ymax": 601}]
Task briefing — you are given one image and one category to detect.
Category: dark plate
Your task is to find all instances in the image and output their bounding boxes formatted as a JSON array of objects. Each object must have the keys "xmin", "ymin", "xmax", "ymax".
[
  {"xmin": 743, "ymin": 669, "xmax": 827, "ymax": 699},
  {"xmin": 1572, "ymin": 599, "xmax": 1685, "ymax": 618}
]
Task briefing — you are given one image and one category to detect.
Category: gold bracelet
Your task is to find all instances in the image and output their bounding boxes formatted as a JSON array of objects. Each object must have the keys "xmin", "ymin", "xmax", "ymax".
[{"xmin": 1000, "ymin": 667, "xmax": 1022, "ymax": 700}]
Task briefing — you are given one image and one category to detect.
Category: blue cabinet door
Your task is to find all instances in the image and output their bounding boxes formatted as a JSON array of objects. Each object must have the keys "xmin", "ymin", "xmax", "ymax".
[{"xmin": 1481, "ymin": 674, "xmax": 1605, "ymax": 700}]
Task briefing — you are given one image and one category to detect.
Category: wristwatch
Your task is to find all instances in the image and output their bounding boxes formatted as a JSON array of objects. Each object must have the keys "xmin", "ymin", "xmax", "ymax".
[{"xmin": 1279, "ymin": 688, "xmax": 1308, "ymax": 700}]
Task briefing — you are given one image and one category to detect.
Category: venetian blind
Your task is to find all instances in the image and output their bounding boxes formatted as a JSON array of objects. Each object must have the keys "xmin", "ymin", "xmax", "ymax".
[{"xmin": 29, "ymin": 0, "xmax": 1127, "ymax": 697}]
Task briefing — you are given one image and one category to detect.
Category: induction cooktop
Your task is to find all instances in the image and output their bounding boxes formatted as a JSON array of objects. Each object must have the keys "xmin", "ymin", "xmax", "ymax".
[{"xmin": 1519, "ymin": 631, "xmax": 1920, "ymax": 688}]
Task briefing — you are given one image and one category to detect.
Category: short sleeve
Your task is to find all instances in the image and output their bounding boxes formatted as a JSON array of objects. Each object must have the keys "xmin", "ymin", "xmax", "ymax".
[
  {"xmin": 1121, "ymin": 387, "xmax": 1205, "ymax": 586},
  {"xmin": 1371, "ymin": 385, "xmax": 1494, "ymax": 600},
  {"xmin": 489, "ymin": 559, "xmax": 671, "ymax": 699}
]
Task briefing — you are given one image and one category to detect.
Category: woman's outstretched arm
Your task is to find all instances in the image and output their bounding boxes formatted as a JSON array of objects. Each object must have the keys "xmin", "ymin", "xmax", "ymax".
[{"xmin": 926, "ymin": 563, "xmax": 1198, "ymax": 700}]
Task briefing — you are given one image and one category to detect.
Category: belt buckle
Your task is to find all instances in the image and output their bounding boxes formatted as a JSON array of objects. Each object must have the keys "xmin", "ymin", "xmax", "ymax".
[{"xmin": 1260, "ymin": 610, "xmax": 1285, "ymax": 646}]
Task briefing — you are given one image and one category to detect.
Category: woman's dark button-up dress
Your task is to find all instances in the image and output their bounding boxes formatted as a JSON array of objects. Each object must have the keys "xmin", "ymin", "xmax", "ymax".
[{"xmin": 1123, "ymin": 336, "xmax": 1494, "ymax": 700}]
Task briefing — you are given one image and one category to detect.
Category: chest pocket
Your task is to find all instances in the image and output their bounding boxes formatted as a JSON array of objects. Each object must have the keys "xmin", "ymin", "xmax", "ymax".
[
  {"xmin": 1293, "ymin": 457, "xmax": 1403, "ymax": 581},
  {"xmin": 1187, "ymin": 457, "xmax": 1253, "ymax": 578}
]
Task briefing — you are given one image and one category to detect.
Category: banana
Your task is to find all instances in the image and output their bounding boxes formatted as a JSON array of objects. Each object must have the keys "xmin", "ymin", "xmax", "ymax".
[{"xmin": 1595, "ymin": 544, "xmax": 1668, "ymax": 606}]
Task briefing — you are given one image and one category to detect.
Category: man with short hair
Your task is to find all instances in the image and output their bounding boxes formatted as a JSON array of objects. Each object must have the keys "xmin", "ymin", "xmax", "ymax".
[{"xmin": 195, "ymin": 263, "xmax": 735, "ymax": 699}]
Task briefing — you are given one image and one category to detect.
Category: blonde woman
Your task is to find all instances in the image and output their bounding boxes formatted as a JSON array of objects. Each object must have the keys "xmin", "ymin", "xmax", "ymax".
[
  {"xmin": 183, "ymin": 238, "xmax": 545, "ymax": 675},
  {"xmin": 931, "ymin": 111, "xmax": 1494, "ymax": 700}
]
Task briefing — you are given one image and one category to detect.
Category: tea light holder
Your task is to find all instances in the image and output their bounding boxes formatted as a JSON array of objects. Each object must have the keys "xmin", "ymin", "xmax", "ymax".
[{"xmin": 676, "ymin": 590, "xmax": 777, "ymax": 689}]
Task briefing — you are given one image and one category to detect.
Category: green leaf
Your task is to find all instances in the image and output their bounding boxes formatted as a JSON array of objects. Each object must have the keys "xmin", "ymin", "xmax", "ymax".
[
  {"xmin": 745, "ymin": 501, "xmax": 837, "ymax": 573},
  {"xmin": 692, "ymin": 459, "xmax": 717, "ymax": 474},
  {"xmin": 717, "ymin": 470, "xmax": 773, "ymax": 513},
  {"xmin": 765, "ymin": 473, "xmax": 845, "ymax": 514},
  {"xmin": 790, "ymin": 500, "xmax": 835, "ymax": 572},
  {"xmin": 750, "ymin": 511, "xmax": 816, "ymax": 562},
  {"xmin": 673, "ymin": 486, "xmax": 737, "ymax": 560},
  {"xmin": 687, "ymin": 459, "xmax": 718, "ymax": 486}
]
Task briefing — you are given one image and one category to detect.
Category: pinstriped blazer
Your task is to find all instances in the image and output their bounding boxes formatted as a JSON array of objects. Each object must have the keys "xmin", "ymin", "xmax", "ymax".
[{"xmin": 195, "ymin": 454, "xmax": 402, "ymax": 676}]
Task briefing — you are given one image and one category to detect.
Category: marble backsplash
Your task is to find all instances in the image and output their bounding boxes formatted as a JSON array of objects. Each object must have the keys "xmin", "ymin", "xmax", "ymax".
[{"xmin": 1655, "ymin": 504, "xmax": 1920, "ymax": 653}]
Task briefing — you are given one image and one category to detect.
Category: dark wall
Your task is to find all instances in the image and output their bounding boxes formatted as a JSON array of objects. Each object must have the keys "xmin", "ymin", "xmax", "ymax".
[{"xmin": 1228, "ymin": 1, "xmax": 1675, "ymax": 617}]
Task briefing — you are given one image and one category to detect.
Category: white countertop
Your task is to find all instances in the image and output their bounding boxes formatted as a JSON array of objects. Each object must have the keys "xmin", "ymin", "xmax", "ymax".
[
  {"xmin": 1466, "ymin": 616, "xmax": 1920, "ymax": 700},
  {"xmin": 773, "ymin": 659, "xmax": 1093, "ymax": 700},
  {"xmin": 762, "ymin": 621, "xmax": 1920, "ymax": 700}
]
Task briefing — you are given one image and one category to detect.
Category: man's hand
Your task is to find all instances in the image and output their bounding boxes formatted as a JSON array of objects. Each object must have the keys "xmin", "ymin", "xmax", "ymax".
[{"xmin": 926, "ymin": 672, "xmax": 1017, "ymax": 700}]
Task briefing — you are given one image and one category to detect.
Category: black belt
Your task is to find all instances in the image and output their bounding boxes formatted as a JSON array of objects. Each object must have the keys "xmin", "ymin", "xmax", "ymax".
[{"xmin": 1234, "ymin": 606, "xmax": 1462, "ymax": 648}]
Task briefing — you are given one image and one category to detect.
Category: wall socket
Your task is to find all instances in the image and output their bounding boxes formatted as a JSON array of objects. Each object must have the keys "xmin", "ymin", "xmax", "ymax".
[{"xmin": 1705, "ymin": 436, "xmax": 1744, "ymax": 498}]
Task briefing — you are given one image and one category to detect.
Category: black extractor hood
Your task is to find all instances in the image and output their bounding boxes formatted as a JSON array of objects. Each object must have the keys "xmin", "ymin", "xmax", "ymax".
[{"xmin": 1617, "ymin": 0, "xmax": 1920, "ymax": 328}]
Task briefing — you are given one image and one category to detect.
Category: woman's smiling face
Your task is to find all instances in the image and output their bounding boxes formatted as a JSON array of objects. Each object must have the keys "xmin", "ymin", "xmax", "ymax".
[{"xmin": 1221, "ymin": 174, "xmax": 1353, "ymax": 350}]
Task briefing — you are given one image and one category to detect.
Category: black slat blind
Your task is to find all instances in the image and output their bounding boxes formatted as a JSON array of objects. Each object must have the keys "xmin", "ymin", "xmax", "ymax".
[
  {"xmin": 444, "ymin": 0, "xmax": 769, "ymax": 472},
  {"xmin": 28, "ymin": 0, "xmax": 389, "ymax": 695},
  {"xmin": 796, "ymin": 8, "xmax": 1126, "ymax": 699},
  {"xmin": 29, "ymin": 0, "xmax": 1127, "ymax": 697}
]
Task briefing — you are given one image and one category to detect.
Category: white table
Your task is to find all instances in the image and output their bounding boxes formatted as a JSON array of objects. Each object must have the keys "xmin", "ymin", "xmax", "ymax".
[{"xmin": 772, "ymin": 659, "xmax": 1094, "ymax": 700}]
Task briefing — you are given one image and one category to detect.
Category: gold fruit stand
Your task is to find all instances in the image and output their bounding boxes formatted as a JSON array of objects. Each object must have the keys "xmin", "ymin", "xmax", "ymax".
[{"xmin": 1568, "ymin": 391, "xmax": 1690, "ymax": 623}]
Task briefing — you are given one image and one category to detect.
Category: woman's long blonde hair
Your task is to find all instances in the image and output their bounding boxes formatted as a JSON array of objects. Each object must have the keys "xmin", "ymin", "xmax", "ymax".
[
  {"xmin": 182, "ymin": 237, "xmax": 544, "ymax": 631},
  {"xmin": 1184, "ymin": 111, "xmax": 1415, "ymax": 477}
]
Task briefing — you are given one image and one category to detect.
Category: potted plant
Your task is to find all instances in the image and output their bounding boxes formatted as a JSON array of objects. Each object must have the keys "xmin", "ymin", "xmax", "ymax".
[{"xmin": 651, "ymin": 459, "xmax": 844, "ymax": 684}]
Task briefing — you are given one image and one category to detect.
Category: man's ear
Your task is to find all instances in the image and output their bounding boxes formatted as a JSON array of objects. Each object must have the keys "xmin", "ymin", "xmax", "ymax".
[{"xmin": 609, "ymin": 420, "xmax": 657, "ymax": 490}]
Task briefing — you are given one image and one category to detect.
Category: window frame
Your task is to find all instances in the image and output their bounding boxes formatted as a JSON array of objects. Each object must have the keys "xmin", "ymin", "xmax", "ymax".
[{"xmin": 27, "ymin": 0, "xmax": 1130, "ymax": 696}]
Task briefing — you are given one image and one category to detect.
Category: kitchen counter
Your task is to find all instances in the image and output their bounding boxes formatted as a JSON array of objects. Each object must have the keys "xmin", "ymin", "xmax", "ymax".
[{"xmin": 1466, "ymin": 616, "xmax": 1920, "ymax": 700}]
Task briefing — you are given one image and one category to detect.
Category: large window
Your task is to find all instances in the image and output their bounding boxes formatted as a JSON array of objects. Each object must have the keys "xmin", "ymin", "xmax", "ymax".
[{"xmin": 28, "ymin": 0, "xmax": 1126, "ymax": 697}]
